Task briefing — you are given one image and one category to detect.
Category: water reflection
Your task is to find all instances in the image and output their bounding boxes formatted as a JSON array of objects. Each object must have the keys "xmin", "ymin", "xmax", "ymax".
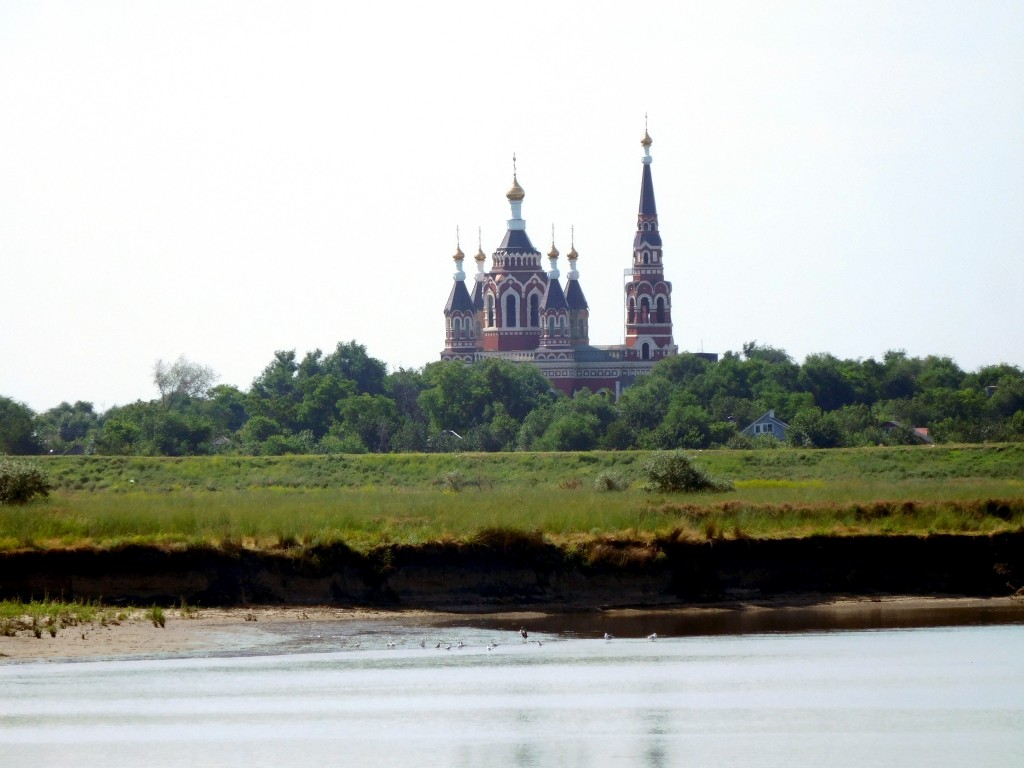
[{"xmin": 1, "ymin": 616, "xmax": 1023, "ymax": 767}]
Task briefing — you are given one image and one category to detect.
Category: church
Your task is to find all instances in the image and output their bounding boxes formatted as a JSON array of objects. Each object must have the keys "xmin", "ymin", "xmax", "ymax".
[{"xmin": 441, "ymin": 129, "xmax": 696, "ymax": 397}]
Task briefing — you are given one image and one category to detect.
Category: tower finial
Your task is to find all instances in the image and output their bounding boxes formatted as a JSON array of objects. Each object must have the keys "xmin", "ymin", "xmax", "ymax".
[{"xmin": 456, "ymin": 225, "xmax": 460, "ymax": 249}]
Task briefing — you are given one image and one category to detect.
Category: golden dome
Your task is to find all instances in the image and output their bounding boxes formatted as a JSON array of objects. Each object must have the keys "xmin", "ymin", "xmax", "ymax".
[
  {"xmin": 548, "ymin": 242, "xmax": 559, "ymax": 259},
  {"xmin": 567, "ymin": 244, "xmax": 578, "ymax": 260},
  {"xmin": 475, "ymin": 245, "xmax": 486, "ymax": 262},
  {"xmin": 452, "ymin": 245, "xmax": 465, "ymax": 262},
  {"xmin": 506, "ymin": 174, "xmax": 525, "ymax": 202},
  {"xmin": 641, "ymin": 129, "xmax": 653, "ymax": 148}
]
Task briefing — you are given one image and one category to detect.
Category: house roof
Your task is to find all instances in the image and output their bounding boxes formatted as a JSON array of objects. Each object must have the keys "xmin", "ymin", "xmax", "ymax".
[{"xmin": 741, "ymin": 409, "xmax": 790, "ymax": 435}]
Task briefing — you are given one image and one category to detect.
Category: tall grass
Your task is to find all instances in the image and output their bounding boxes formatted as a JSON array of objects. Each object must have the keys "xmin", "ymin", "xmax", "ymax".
[{"xmin": 3, "ymin": 445, "xmax": 1021, "ymax": 551}]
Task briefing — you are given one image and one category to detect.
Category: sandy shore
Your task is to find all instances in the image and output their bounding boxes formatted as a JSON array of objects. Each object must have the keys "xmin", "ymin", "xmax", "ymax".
[
  {"xmin": 0, "ymin": 606, "xmax": 435, "ymax": 663},
  {"xmin": 2, "ymin": 597, "xmax": 1021, "ymax": 663}
]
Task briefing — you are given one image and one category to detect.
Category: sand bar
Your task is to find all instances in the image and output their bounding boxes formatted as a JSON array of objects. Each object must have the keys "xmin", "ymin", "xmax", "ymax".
[{"xmin": 2, "ymin": 597, "xmax": 1022, "ymax": 664}]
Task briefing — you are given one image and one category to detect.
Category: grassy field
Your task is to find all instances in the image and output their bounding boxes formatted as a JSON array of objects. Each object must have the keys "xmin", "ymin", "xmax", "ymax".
[{"xmin": 2, "ymin": 444, "xmax": 1022, "ymax": 552}]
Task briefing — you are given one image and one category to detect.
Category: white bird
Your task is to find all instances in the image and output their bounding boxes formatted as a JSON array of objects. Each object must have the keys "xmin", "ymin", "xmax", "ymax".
[
  {"xmin": 386, "ymin": 638, "xmax": 396, "ymax": 648},
  {"xmin": 486, "ymin": 642, "xmax": 495, "ymax": 651},
  {"xmin": 604, "ymin": 632, "xmax": 614, "ymax": 641},
  {"xmin": 534, "ymin": 639, "xmax": 543, "ymax": 647},
  {"xmin": 457, "ymin": 639, "xmax": 464, "ymax": 649},
  {"xmin": 647, "ymin": 632, "xmax": 658, "ymax": 641},
  {"xmin": 445, "ymin": 642, "xmax": 452, "ymax": 651}
]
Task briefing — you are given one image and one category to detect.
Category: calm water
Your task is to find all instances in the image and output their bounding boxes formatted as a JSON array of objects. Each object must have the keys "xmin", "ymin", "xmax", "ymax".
[{"xmin": 2, "ymin": 620, "xmax": 1023, "ymax": 767}]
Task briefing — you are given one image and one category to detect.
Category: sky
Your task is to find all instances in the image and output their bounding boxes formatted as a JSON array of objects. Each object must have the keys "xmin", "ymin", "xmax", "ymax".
[{"xmin": 2, "ymin": 1, "xmax": 1022, "ymax": 413}]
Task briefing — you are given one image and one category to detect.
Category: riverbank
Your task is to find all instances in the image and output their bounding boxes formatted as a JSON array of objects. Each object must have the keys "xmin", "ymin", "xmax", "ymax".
[
  {"xmin": 3, "ymin": 530, "xmax": 1022, "ymax": 609},
  {"xmin": 2, "ymin": 596, "xmax": 1023, "ymax": 663}
]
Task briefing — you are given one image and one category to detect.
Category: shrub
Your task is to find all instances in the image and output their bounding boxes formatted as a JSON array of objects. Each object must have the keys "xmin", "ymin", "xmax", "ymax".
[
  {"xmin": 0, "ymin": 459, "xmax": 52, "ymax": 505},
  {"xmin": 594, "ymin": 471, "xmax": 630, "ymax": 493},
  {"xmin": 442, "ymin": 471, "xmax": 464, "ymax": 492},
  {"xmin": 641, "ymin": 450, "xmax": 733, "ymax": 493}
]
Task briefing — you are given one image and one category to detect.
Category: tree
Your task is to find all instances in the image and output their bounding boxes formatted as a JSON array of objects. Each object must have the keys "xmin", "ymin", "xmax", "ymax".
[
  {"xmin": 35, "ymin": 401, "xmax": 100, "ymax": 454},
  {"xmin": 320, "ymin": 341, "xmax": 388, "ymax": 396},
  {"xmin": 337, "ymin": 394, "xmax": 401, "ymax": 452},
  {"xmin": 0, "ymin": 458, "xmax": 52, "ymax": 504},
  {"xmin": 0, "ymin": 397, "xmax": 40, "ymax": 455},
  {"xmin": 787, "ymin": 406, "xmax": 845, "ymax": 448},
  {"xmin": 153, "ymin": 355, "xmax": 218, "ymax": 407}
]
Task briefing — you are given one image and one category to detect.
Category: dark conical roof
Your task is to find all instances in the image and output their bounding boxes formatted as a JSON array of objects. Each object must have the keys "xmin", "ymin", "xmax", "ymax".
[
  {"xmin": 496, "ymin": 228, "xmax": 539, "ymax": 255},
  {"xmin": 565, "ymin": 279, "xmax": 589, "ymax": 310},
  {"xmin": 444, "ymin": 280, "xmax": 474, "ymax": 313},
  {"xmin": 541, "ymin": 279, "xmax": 568, "ymax": 311},
  {"xmin": 638, "ymin": 162, "xmax": 657, "ymax": 217}
]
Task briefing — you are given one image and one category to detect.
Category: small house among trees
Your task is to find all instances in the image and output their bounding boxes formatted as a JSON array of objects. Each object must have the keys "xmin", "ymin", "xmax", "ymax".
[
  {"xmin": 742, "ymin": 410, "xmax": 790, "ymax": 442},
  {"xmin": 881, "ymin": 420, "xmax": 935, "ymax": 445}
]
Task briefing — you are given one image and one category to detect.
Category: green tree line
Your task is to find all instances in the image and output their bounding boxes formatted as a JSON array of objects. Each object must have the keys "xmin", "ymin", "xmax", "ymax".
[{"xmin": 3, "ymin": 340, "xmax": 1023, "ymax": 456}]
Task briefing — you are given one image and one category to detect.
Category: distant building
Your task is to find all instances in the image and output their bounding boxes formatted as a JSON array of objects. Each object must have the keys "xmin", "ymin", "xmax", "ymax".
[
  {"xmin": 742, "ymin": 410, "xmax": 790, "ymax": 442},
  {"xmin": 441, "ymin": 129, "xmax": 714, "ymax": 397},
  {"xmin": 881, "ymin": 421, "xmax": 935, "ymax": 444}
]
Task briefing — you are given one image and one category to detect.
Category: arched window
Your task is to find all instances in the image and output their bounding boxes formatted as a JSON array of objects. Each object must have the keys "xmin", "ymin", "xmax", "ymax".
[
  {"xmin": 627, "ymin": 297, "xmax": 635, "ymax": 324},
  {"xmin": 641, "ymin": 342, "xmax": 651, "ymax": 360},
  {"xmin": 505, "ymin": 293, "xmax": 517, "ymax": 328},
  {"xmin": 529, "ymin": 294, "xmax": 540, "ymax": 327},
  {"xmin": 453, "ymin": 317, "xmax": 462, "ymax": 339},
  {"xmin": 640, "ymin": 297, "xmax": 651, "ymax": 322},
  {"xmin": 547, "ymin": 316, "xmax": 555, "ymax": 337},
  {"xmin": 486, "ymin": 295, "xmax": 495, "ymax": 327},
  {"xmin": 656, "ymin": 296, "xmax": 666, "ymax": 323}
]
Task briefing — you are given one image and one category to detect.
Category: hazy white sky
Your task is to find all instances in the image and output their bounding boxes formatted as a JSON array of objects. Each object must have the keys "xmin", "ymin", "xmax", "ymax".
[{"xmin": 2, "ymin": 1, "xmax": 1022, "ymax": 413}]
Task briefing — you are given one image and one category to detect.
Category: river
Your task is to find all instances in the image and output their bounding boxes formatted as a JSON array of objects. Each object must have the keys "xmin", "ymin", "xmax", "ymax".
[{"xmin": 2, "ymin": 613, "xmax": 1022, "ymax": 767}]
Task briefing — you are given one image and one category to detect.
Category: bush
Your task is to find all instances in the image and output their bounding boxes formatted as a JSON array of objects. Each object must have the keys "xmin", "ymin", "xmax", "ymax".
[
  {"xmin": 641, "ymin": 450, "xmax": 733, "ymax": 493},
  {"xmin": 0, "ymin": 459, "xmax": 52, "ymax": 505},
  {"xmin": 594, "ymin": 471, "xmax": 630, "ymax": 492}
]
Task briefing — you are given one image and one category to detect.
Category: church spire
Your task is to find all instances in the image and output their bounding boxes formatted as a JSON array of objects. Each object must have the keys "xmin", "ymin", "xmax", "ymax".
[{"xmin": 624, "ymin": 121, "xmax": 674, "ymax": 361}]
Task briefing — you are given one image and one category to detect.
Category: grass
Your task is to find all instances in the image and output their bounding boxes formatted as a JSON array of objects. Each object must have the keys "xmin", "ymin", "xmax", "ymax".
[
  {"xmin": 0, "ymin": 597, "xmax": 124, "ymax": 638},
  {"xmin": 1, "ymin": 445, "xmax": 1021, "ymax": 552}
]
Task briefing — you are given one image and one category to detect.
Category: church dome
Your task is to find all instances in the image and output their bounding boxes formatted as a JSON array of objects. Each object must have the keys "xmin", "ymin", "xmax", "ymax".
[
  {"xmin": 567, "ymin": 244, "xmax": 578, "ymax": 260},
  {"xmin": 548, "ymin": 242, "xmax": 559, "ymax": 259},
  {"xmin": 475, "ymin": 245, "xmax": 486, "ymax": 262},
  {"xmin": 452, "ymin": 244, "xmax": 465, "ymax": 262},
  {"xmin": 641, "ymin": 129, "xmax": 653, "ymax": 148},
  {"xmin": 506, "ymin": 175, "xmax": 525, "ymax": 202}
]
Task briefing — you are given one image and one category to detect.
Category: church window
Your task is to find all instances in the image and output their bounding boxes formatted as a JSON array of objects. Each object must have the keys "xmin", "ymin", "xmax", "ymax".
[
  {"xmin": 627, "ymin": 297, "xmax": 635, "ymax": 324},
  {"xmin": 640, "ymin": 297, "xmax": 651, "ymax": 322},
  {"xmin": 641, "ymin": 342, "xmax": 650, "ymax": 360},
  {"xmin": 505, "ymin": 293, "xmax": 517, "ymax": 328},
  {"xmin": 530, "ymin": 294, "xmax": 540, "ymax": 327},
  {"xmin": 548, "ymin": 317, "xmax": 555, "ymax": 337},
  {"xmin": 656, "ymin": 296, "xmax": 666, "ymax": 323},
  {"xmin": 486, "ymin": 295, "xmax": 495, "ymax": 327}
]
